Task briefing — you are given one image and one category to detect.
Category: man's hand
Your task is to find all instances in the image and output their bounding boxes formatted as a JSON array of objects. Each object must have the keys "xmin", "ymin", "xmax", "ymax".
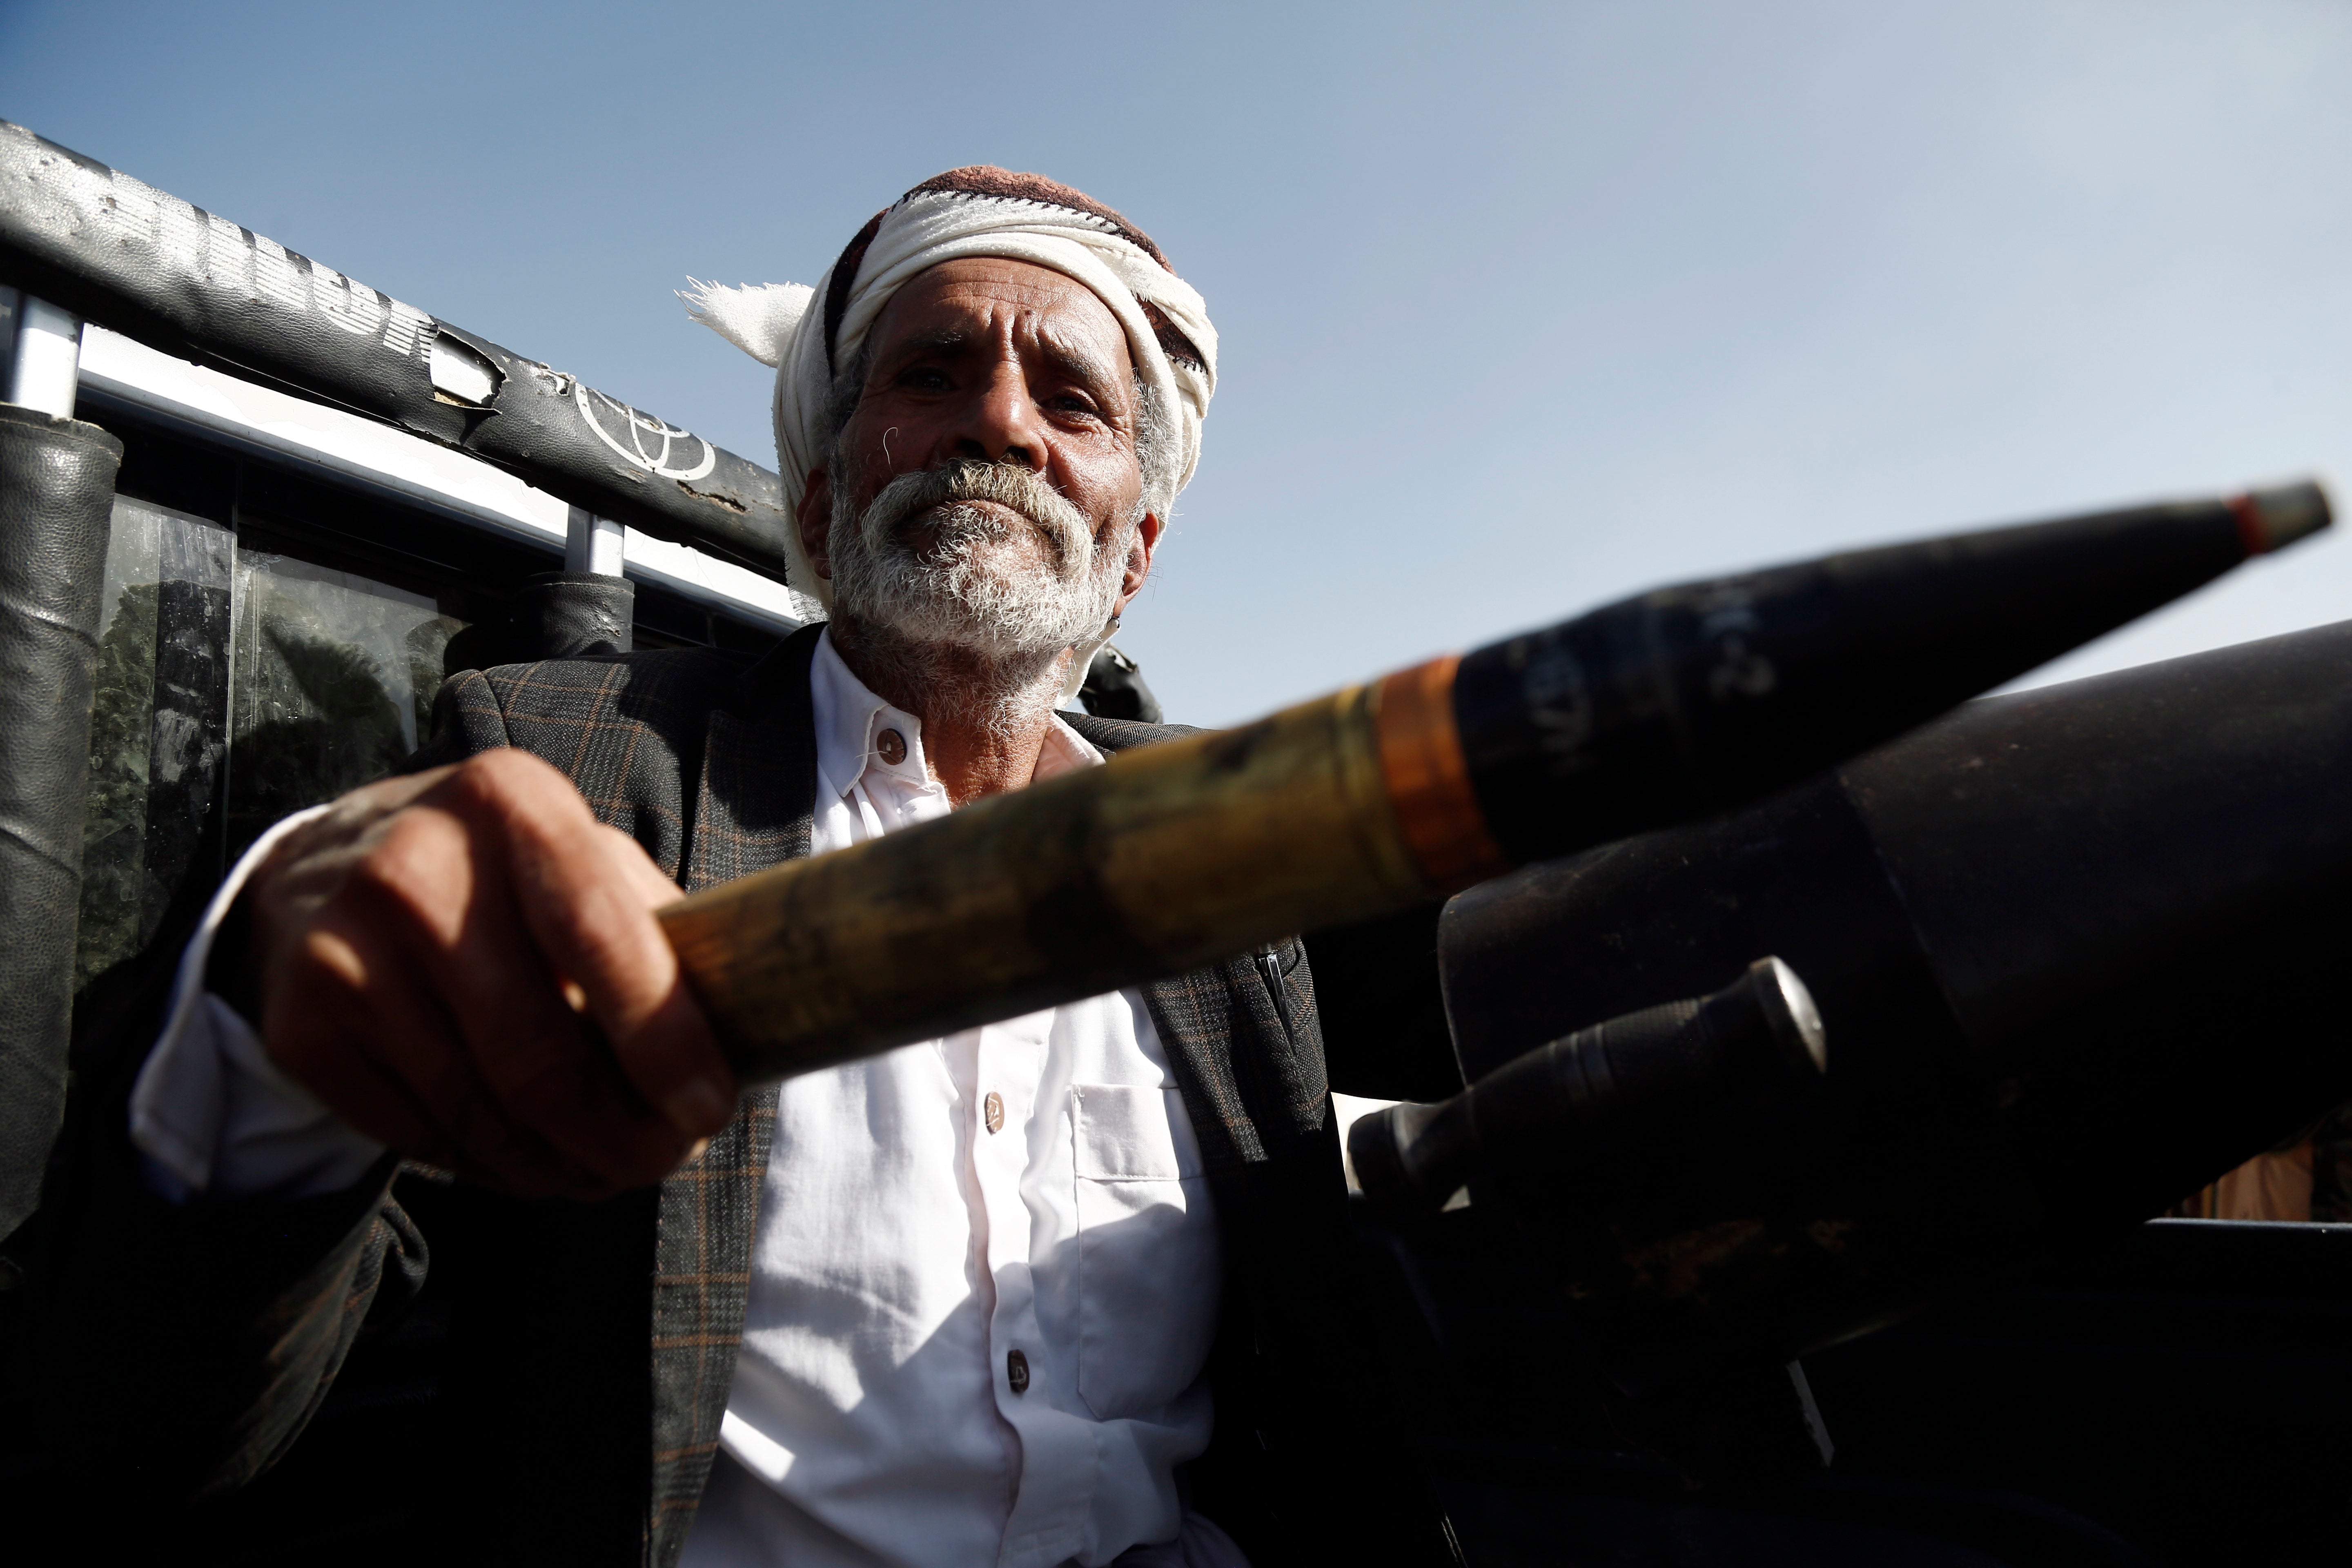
[{"xmin": 236, "ymin": 748, "xmax": 736, "ymax": 1200}]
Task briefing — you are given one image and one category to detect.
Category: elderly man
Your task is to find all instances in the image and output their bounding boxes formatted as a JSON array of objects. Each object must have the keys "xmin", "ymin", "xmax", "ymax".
[{"xmin": 20, "ymin": 169, "xmax": 1456, "ymax": 1567}]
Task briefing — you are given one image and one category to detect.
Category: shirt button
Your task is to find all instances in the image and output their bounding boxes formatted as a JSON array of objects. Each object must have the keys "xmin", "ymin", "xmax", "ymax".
[
  {"xmin": 875, "ymin": 728, "xmax": 907, "ymax": 766},
  {"xmin": 983, "ymin": 1091, "xmax": 1004, "ymax": 1134},
  {"xmin": 1007, "ymin": 1348, "xmax": 1030, "ymax": 1395}
]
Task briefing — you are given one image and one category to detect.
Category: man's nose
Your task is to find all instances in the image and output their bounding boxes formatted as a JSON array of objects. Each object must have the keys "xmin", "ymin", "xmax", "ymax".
[{"xmin": 950, "ymin": 361, "xmax": 1047, "ymax": 471}]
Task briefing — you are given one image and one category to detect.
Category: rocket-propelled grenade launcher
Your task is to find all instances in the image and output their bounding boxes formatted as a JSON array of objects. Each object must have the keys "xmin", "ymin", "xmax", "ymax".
[
  {"xmin": 659, "ymin": 481, "xmax": 2330, "ymax": 1084},
  {"xmin": 1421, "ymin": 606, "xmax": 2352, "ymax": 1405}
]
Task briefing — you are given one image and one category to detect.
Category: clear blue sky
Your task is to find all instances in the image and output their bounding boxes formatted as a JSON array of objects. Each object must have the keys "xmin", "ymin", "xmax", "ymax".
[{"xmin": 5, "ymin": 1, "xmax": 2348, "ymax": 725}]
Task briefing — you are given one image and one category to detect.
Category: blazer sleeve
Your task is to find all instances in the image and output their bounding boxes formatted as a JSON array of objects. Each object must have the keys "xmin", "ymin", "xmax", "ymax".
[{"xmin": 0, "ymin": 670, "xmax": 515, "ymax": 1502}]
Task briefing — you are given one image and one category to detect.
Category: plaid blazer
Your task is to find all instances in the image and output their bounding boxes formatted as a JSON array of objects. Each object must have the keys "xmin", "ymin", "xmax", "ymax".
[{"xmin": 8, "ymin": 626, "xmax": 1457, "ymax": 1567}]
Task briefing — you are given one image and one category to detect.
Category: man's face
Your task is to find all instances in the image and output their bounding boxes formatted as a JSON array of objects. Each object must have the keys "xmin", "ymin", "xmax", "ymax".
[{"xmin": 797, "ymin": 258, "xmax": 1160, "ymax": 657}]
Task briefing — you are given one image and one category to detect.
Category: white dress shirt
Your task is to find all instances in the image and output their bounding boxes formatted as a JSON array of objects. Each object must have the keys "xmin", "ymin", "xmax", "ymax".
[{"xmin": 129, "ymin": 630, "xmax": 1236, "ymax": 1568}]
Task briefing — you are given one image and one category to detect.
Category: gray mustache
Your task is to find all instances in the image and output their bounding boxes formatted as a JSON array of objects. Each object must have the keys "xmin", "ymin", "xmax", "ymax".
[{"xmin": 861, "ymin": 461, "xmax": 1092, "ymax": 566}]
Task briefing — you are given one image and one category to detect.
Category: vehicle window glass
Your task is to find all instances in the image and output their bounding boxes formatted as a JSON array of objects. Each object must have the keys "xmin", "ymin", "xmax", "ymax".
[
  {"xmin": 71, "ymin": 417, "xmax": 771, "ymax": 998},
  {"xmin": 74, "ymin": 508, "xmax": 469, "ymax": 991},
  {"xmin": 225, "ymin": 551, "xmax": 464, "ymax": 863},
  {"xmin": 75, "ymin": 497, "xmax": 232, "ymax": 989}
]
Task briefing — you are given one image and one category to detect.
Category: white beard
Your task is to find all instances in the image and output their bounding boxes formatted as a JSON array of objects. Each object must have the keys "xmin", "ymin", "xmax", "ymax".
[{"xmin": 826, "ymin": 460, "xmax": 1131, "ymax": 735}]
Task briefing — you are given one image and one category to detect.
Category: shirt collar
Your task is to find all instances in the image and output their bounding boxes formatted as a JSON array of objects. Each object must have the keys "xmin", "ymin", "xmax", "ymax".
[
  {"xmin": 808, "ymin": 626, "xmax": 1103, "ymax": 800},
  {"xmin": 1034, "ymin": 712, "xmax": 1104, "ymax": 780}
]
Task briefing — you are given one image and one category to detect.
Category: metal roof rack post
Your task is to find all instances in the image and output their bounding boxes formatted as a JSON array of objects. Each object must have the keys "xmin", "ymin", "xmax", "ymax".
[{"xmin": 6, "ymin": 295, "xmax": 80, "ymax": 419}]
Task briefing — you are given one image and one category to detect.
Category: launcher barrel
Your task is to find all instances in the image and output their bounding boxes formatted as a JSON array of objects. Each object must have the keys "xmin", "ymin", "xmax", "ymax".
[
  {"xmin": 1351, "ymin": 957, "xmax": 1827, "ymax": 1216},
  {"xmin": 1432, "ymin": 613, "xmax": 2352, "ymax": 1399}
]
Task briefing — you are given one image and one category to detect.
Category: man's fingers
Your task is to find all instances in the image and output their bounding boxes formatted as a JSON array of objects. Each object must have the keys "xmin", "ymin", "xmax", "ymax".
[
  {"xmin": 264, "ymin": 949, "xmax": 447, "ymax": 1163},
  {"xmin": 339, "ymin": 770, "xmax": 699, "ymax": 1189},
  {"xmin": 468, "ymin": 768, "xmax": 736, "ymax": 1140},
  {"xmin": 270, "ymin": 919, "xmax": 609, "ymax": 1197},
  {"xmin": 589, "ymin": 824, "xmax": 737, "ymax": 1126},
  {"xmin": 409, "ymin": 849, "xmax": 700, "ymax": 1190},
  {"xmin": 270, "ymin": 764, "xmax": 464, "ymax": 876},
  {"xmin": 249, "ymin": 746, "xmax": 732, "ymax": 1200}
]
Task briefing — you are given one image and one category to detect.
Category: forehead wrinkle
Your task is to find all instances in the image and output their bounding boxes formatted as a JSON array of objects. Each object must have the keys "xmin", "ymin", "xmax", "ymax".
[
  {"xmin": 1030, "ymin": 320, "xmax": 1129, "ymax": 403},
  {"xmin": 896, "ymin": 260, "xmax": 1123, "ymax": 346},
  {"xmin": 882, "ymin": 325, "xmax": 972, "ymax": 361},
  {"xmin": 871, "ymin": 297, "xmax": 1134, "ymax": 420}
]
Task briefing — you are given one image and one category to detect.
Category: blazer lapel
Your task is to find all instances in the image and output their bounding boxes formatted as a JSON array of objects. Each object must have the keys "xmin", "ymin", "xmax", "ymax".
[
  {"xmin": 684, "ymin": 623, "xmax": 824, "ymax": 893},
  {"xmin": 648, "ymin": 623, "xmax": 822, "ymax": 1566}
]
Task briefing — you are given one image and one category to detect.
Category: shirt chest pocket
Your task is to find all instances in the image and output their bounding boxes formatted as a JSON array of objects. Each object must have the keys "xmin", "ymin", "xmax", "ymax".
[{"xmin": 1071, "ymin": 1083, "xmax": 1222, "ymax": 1423}]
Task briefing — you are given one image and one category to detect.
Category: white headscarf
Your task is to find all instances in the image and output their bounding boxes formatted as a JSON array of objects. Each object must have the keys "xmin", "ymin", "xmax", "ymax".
[{"xmin": 681, "ymin": 168, "xmax": 1218, "ymax": 613}]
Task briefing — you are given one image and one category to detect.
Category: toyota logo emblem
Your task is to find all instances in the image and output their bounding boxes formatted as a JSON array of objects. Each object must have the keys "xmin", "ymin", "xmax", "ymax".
[{"xmin": 574, "ymin": 382, "xmax": 719, "ymax": 482}]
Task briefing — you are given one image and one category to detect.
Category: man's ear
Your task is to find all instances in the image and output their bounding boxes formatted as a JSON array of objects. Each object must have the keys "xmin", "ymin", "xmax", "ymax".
[
  {"xmin": 1116, "ymin": 510, "xmax": 1163, "ymax": 615},
  {"xmin": 796, "ymin": 467, "xmax": 834, "ymax": 581}
]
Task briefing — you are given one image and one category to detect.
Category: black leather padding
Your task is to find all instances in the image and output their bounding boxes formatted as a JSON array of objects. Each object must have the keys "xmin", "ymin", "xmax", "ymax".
[
  {"xmin": 0, "ymin": 404, "xmax": 120, "ymax": 1244},
  {"xmin": 0, "ymin": 122, "xmax": 799, "ymax": 582},
  {"xmin": 510, "ymin": 571, "xmax": 634, "ymax": 660},
  {"xmin": 1078, "ymin": 642, "xmax": 1163, "ymax": 724}
]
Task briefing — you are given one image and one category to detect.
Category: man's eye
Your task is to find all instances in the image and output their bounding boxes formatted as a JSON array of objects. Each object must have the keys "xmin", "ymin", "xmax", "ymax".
[{"xmin": 900, "ymin": 367, "xmax": 949, "ymax": 390}]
